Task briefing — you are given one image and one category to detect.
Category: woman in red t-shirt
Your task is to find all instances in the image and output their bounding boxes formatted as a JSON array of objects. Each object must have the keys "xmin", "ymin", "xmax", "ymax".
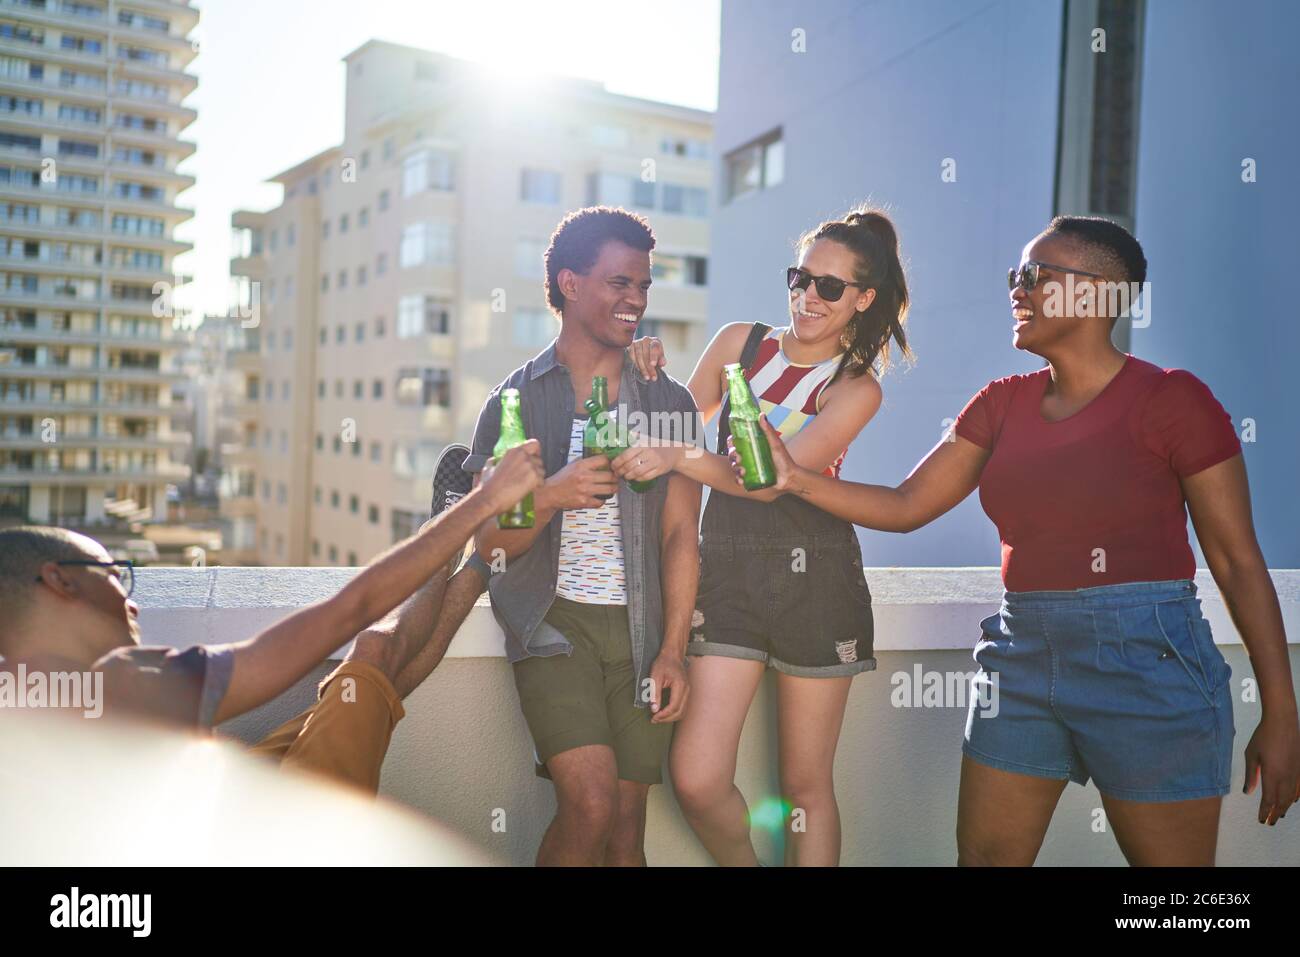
[{"xmin": 732, "ymin": 216, "xmax": 1300, "ymax": 866}]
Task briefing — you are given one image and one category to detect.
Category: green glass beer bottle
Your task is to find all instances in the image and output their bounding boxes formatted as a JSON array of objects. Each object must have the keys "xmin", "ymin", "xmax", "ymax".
[
  {"xmin": 724, "ymin": 362, "xmax": 777, "ymax": 491},
  {"xmin": 494, "ymin": 388, "xmax": 535, "ymax": 528},
  {"xmin": 582, "ymin": 376, "xmax": 654, "ymax": 494}
]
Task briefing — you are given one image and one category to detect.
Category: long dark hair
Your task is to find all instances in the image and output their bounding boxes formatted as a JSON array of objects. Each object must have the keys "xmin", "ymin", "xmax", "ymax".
[{"xmin": 798, "ymin": 205, "xmax": 913, "ymax": 384}]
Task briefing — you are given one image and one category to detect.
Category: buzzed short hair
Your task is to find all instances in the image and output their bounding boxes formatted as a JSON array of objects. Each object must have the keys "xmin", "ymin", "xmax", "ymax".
[
  {"xmin": 0, "ymin": 526, "xmax": 97, "ymax": 647},
  {"xmin": 1042, "ymin": 215, "xmax": 1147, "ymax": 286}
]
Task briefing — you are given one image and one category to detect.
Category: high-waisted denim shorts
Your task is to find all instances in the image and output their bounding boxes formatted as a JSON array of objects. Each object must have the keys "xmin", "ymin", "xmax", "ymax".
[{"xmin": 963, "ymin": 578, "xmax": 1234, "ymax": 802}]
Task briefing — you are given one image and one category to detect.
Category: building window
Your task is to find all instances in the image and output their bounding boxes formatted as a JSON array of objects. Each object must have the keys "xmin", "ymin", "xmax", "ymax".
[
  {"xmin": 368, "ymin": 504, "xmax": 380, "ymax": 524},
  {"xmin": 515, "ymin": 238, "xmax": 546, "ymax": 279},
  {"xmin": 328, "ymin": 544, "xmax": 338, "ymax": 562},
  {"xmin": 357, "ymin": 266, "xmax": 367, "ymax": 286},
  {"xmin": 370, "ymin": 441, "xmax": 382, "ymax": 462},
  {"xmin": 398, "ymin": 294, "xmax": 452, "ymax": 337},
  {"xmin": 372, "ymin": 379, "xmax": 383, "ymax": 399},
  {"xmin": 396, "ymin": 367, "xmax": 452, "ymax": 408},
  {"xmin": 662, "ymin": 184, "xmax": 709, "ymax": 218},
  {"xmin": 374, "ymin": 315, "xmax": 386, "ymax": 337},
  {"xmin": 513, "ymin": 307, "xmax": 555, "ymax": 347},
  {"xmin": 347, "ymin": 551, "xmax": 358, "ymax": 566},
  {"xmin": 376, "ymin": 252, "xmax": 387, "ymax": 275},
  {"xmin": 355, "ymin": 321, "xmax": 365, "ymax": 342},
  {"xmin": 520, "ymin": 168, "xmax": 562, "ymax": 204},
  {"xmin": 359, "ymin": 207, "xmax": 369, "ymax": 227},
  {"xmin": 652, "ymin": 253, "xmax": 708, "ymax": 287},
  {"xmin": 378, "ymin": 189, "xmax": 390, "ymax": 212},
  {"xmin": 340, "ymin": 213, "xmax": 350, "ymax": 233},
  {"xmin": 322, "ymin": 220, "xmax": 330, "ymax": 239},
  {"xmin": 336, "ymin": 325, "xmax": 345, "ymax": 343},
  {"xmin": 400, "ymin": 222, "xmax": 455, "ymax": 267},
  {"xmin": 391, "ymin": 508, "xmax": 423, "ymax": 543},
  {"xmin": 330, "ymin": 490, "xmax": 340, "ymax": 508},
  {"xmin": 725, "ymin": 129, "xmax": 784, "ymax": 202},
  {"xmin": 349, "ymin": 494, "xmax": 359, "ymax": 514},
  {"xmin": 317, "ymin": 380, "xmax": 325, "ymax": 398},
  {"xmin": 403, "ymin": 149, "xmax": 454, "ymax": 195},
  {"xmin": 632, "ymin": 179, "xmax": 656, "ymax": 209},
  {"xmin": 353, "ymin": 379, "xmax": 363, "ymax": 399},
  {"xmin": 661, "ymin": 136, "xmax": 709, "ymax": 159}
]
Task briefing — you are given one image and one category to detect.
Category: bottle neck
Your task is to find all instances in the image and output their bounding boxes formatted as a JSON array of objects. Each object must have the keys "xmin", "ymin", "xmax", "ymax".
[
  {"xmin": 498, "ymin": 400, "xmax": 526, "ymax": 445},
  {"xmin": 726, "ymin": 371, "xmax": 758, "ymax": 416}
]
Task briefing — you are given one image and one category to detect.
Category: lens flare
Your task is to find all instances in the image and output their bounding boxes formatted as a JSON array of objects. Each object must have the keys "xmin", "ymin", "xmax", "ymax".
[{"xmin": 748, "ymin": 796, "xmax": 792, "ymax": 832}]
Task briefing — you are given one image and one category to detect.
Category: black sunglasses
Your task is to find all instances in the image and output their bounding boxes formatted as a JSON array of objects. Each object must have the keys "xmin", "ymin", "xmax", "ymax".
[
  {"xmin": 786, "ymin": 266, "xmax": 865, "ymax": 303},
  {"xmin": 1008, "ymin": 260, "xmax": 1108, "ymax": 292},
  {"xmin": 36, "ymin": 559, "xmax": 135, "ymax": 597}
]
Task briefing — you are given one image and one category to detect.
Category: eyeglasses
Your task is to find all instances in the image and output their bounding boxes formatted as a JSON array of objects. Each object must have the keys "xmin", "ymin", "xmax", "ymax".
[
  {"xmin": 36, "ymin": 559, "xmax": 135, "ymax": 597},
  {"xmin": 1008, "ymin": 260, "xmax": 1108, "ymax": 292},
  {"xmin": 786, "ymin": 266, "xmax": 865, "ymax": 303}
]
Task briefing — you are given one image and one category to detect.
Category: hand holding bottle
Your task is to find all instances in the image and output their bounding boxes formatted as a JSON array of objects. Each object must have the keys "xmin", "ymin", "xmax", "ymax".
[
  {"xmin": 727, "ymin": 415, "xmax": 798, "ymax": 495},
  {"xmin": 480, "ymin": 440, "xmax": 545, "ymax": 514}
]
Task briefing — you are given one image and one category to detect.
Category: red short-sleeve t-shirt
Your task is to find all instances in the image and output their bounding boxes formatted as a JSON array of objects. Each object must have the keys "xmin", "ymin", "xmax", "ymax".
[{"xmin": 954, "ymin": 355, "xmax": 1241, "ymax": 592}]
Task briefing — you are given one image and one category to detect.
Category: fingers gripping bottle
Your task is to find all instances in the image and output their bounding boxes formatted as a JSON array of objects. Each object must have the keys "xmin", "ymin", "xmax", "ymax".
[
  {"xmin": 724, "ymin": 362, "xmax": 776, "ymax": 491},
  {"xmin": 583, "ymin": 375, "xmax": 655, "ymax": 494}
]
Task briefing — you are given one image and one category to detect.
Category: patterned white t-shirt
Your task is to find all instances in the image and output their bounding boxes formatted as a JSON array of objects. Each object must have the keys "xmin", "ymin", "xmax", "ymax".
[{"xmin": 555, "ymin": 414, "xmax": 627, "ymax": 604}]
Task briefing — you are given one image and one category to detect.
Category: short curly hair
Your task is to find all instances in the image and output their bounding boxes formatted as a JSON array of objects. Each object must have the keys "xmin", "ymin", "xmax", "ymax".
[{"xmin": 543, "ymin": 206, "xmax": 655, "ymax": 314}]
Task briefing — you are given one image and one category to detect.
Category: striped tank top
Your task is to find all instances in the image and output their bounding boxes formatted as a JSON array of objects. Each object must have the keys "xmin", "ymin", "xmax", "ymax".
[{"xmin": 743, "ymin": 327, "xmax": 848, "ymax": 478}]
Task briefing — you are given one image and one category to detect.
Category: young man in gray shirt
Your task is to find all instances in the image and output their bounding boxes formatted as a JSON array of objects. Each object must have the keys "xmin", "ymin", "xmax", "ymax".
[{"xmin": 466, "ymin": 207, "xmax": 703, "ymax": 866}]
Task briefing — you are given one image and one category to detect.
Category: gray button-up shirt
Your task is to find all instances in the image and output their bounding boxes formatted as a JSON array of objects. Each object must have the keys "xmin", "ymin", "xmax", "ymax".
[{"xmin": 464, "ymin": 340, "xmax": 702, "ymax": 707}]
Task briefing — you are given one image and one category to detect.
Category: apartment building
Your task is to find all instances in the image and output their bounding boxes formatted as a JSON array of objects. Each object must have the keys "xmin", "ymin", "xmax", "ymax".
[
  {"xmin": 227, "ymin": 41, "xmax": 712, "ymax": 566},
  {"xmin": 0, "ymin": 0, "xmax": 197, "ymax": 527}
]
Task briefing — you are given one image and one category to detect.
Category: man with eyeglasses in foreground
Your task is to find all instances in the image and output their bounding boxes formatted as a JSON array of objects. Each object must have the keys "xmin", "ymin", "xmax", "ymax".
[{"xmin": 0, "ymin": 440, "xmax": 542, "ymax": 794}]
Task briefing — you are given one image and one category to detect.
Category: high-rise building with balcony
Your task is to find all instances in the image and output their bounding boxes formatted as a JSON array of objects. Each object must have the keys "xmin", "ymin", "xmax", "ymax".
[
  {"xmin": 0, "ymin": 0, "xmax": 198, "ymax": 526},
  {"xmin": 227, "ymin": 41, "xmax": 712, "ymax": 566}
]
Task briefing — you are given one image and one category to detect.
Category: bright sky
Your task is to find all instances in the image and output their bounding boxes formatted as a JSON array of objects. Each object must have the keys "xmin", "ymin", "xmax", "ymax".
[{"xmin": 175, "ymin": 0, "xmax": 721, "ymax": 320}]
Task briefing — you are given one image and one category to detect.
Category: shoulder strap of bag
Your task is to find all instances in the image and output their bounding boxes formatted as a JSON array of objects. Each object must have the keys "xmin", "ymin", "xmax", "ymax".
[
  {"xmin": 717, "ymin": 322, "xmax": 774, "ymax": 453},
  {"xmin": 739, "ymin": 322, "xmax": 773, "ymax": 371}
]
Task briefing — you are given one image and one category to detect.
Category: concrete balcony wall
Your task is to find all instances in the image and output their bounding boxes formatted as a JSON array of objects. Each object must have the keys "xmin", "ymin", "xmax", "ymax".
[{"xmin": 133, "ymin": 566, "xmax": 1300, "ymax": 866}]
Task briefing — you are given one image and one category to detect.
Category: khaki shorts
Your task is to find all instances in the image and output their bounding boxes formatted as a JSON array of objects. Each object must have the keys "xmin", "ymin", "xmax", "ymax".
[
  {"xmin": 512, "ymin": 596, "xmax": 670, "ymax": 785},
  {"xmin": 246, "ymin": 660, "xmax": 405, "ymax": 795}
]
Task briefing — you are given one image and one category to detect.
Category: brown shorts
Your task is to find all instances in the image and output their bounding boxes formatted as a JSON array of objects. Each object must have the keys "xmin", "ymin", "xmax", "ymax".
[{"xmin": 246, "ymin": 659, "xmax": 405, "ymax": 794}]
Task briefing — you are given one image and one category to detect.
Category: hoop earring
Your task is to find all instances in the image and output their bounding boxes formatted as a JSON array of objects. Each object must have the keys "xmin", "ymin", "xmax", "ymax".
[{"xmin": 841, "ymin": 315, "xmax": 859, "ymax": 349}]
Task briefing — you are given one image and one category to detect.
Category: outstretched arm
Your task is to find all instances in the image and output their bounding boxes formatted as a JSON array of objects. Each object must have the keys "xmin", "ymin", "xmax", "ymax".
[
  {"xmin": 734, "ymin": 415, "xmax": 990, "ymax": 532},
  {"xmin": 211, "ymin": 442, "xmax": 543, "ymax": 723},
  {"xmin": 618, "ymin": 329, "xmax": 883, "ymax": 498}
]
